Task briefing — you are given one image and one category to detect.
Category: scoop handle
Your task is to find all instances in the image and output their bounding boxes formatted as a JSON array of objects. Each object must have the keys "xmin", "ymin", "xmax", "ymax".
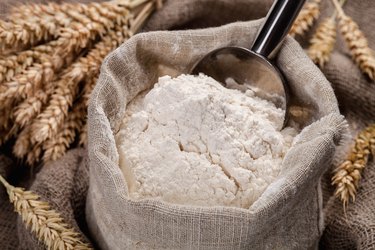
[{"xmin": 251, "ymin": 0, "xmax": 306, "ymax": 58}]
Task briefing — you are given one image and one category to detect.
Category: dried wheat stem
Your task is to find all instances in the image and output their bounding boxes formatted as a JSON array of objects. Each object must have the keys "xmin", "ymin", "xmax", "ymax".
[
  {"xmin": 290, "ymin": 0, "xmax": 321, "ymax": 37},
  {"xmin": 307, "ymin": 16, "xmax": 337, "ymax": 68},
  {"xmin": 0, "ymin": 174, "xmax": 92, "ymax": 249},
  {"xmin": 131, "ymin": 1, "xmax": 155, "ymax": 33},
  {"xmin": 31, "ymin": 24, "xmax": 131, "ymax": 144},
  {"xmin": 332, "ymin": 124, "xmax": 375, "ymax": 208},
  {"xmin": 43, "ymin": 99, "xmax": 86, "ymax": 163},
  {"xmin": 332, "ymin": 0, "xmax": 375, "ymax": 80}
]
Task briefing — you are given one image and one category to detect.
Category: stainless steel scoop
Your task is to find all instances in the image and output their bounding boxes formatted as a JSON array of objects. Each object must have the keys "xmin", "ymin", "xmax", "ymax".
[{"xmin": 191, "ymin": 0, "xmax": 306, "ymax": 127}]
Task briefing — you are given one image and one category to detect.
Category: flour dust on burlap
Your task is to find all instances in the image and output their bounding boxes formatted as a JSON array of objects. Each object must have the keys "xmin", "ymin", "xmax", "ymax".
[{"xmin": 115, "ymin": 74, "xmax": 297, "ymax": 209}]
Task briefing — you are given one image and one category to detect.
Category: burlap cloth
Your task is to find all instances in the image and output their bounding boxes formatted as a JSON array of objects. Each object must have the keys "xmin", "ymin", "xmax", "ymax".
[{"xmin": 0, "ymin": 0, "xmax": 374, "ymax": 249}]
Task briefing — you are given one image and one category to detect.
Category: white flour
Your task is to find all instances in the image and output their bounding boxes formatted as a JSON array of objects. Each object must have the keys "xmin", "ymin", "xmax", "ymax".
[{"xmin": 116, "ymin": 74, "xmax": 297, "ymax": 208}]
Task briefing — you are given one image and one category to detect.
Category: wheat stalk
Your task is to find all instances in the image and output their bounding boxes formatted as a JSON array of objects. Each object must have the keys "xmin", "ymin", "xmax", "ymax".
[
  {"xmin": 332, "ymin": 0, "xmax": 375, "ymax": 80},
  {"xmin": 332, "ymin": 124, "xmax": 375, "ymax": 208},
  {"xmin": 290, "ymin": 0, "xmax": 321, "ymax": 37},
  {"xmin": 0, "ymin": 174, "xmax": 92, "ymax": 250}
]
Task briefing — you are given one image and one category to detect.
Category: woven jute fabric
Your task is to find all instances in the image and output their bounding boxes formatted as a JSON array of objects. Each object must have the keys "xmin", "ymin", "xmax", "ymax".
[{"xmin": 0, "ymin": 0, "xmax": 374, "ymax": 249}]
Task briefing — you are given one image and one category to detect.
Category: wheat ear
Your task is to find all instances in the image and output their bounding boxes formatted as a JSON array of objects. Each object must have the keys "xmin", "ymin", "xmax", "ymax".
[
  {"xmin": 290, "ymin": 0, "xmax": 321, "ymax": 37},
  {"xmin": 332, "ymin": 124, "xmax": 375, "ymax": 208},
  {"xmin": 0, "ymin": 174, "xmax": 92, "ymax": 250},
  {"xmin": 307, "ymin": 16, "xmax": 337, "ymax": 68},
  {"xmin": 332, "ymin": 0, "xmax": 375, "ymax": 80}
]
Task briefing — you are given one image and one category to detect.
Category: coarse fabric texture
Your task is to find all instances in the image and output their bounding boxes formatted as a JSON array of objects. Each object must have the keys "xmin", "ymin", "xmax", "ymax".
[
  {"xmin": 86, "ymin": 18, "xmax": 345, "ymax": 249},
  {"xmin": 0, "ymin": 0, "xmax": 374, "ymax": 249}
]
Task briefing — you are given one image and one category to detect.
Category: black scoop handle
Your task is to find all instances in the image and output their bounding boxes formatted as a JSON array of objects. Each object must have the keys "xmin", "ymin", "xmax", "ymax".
[{"xmin": 251, "ymin": 0, "xmax": 307, "ymax": 58}]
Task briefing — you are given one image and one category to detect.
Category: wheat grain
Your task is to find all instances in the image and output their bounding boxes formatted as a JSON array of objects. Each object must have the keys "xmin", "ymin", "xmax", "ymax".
[
  {"xmin": 332, "ymin": 0, "xmax": 375, "ymax": 80},
  {"xmin": 332, "ymin": 124, "xmax": 375, "ymax": 207},
  {"xmin": 290, "ymin": 0, "xmax": 321, "ymax": 37},
  {"xmin": 0, "ymin": 174, "xmax": 92, "ymax": 250},
  {"xmin": 308, "ymin": 17, "xmax": 337, "ymax": 68}
]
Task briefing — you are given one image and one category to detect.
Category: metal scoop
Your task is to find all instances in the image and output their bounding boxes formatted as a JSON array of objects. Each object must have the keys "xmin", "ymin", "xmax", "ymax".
[{"xmin": 191, "ymin": 0, "xmax": 306, "ymax": 127}]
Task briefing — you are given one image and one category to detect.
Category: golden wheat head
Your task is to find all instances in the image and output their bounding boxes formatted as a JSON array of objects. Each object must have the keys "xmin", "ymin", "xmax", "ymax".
[
  {"xmin": 308, "ymin": 17, "xmax": 337, "ymax": 68},
  {"xmin": 332, "ymin": 124, "xmax": 375, "ymax": 208},
  {"xmin": 0, "ymin": 174, "xmax": 92, "ymax": 250},
  {"xmin": 290, "ymin": 0, "xmax": 321, "ymax": 37}
]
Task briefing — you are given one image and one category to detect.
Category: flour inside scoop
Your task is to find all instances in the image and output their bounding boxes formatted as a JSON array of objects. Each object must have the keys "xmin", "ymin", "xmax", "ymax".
[{"xmin": 115, "ymin": 74, "xmax": 297, "ymax": 208}]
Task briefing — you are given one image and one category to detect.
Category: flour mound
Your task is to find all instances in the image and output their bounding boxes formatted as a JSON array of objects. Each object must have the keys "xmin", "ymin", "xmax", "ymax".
[{"xmin": 116, "ymin": 74, "xmax": 297, "ymax": 208}]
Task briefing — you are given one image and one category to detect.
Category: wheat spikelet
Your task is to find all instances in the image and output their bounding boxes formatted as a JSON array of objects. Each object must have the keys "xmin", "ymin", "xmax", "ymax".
[
  {"xmin": 0, "ymin": 50, "xmax": 38, "ymax": 83},
  {"xmin": 13, "ymin": 126, "xmax": 43, "ymax": 166},
  {"xmin": 0, "ymin": 62, "xmax": 54, "ymax": 108},
  {"xmin": 332, "ymin": 124, "xmax": 375, "ymax": 207},
  {"xmin": 308, "ymin": 17, "xmax": 337, "ymax": 68},
  {"xmin": 43, "ymin": 99, "xmax": 86, "ymax": 163},
  {"xmin": 290, "ymin": 0, "xmax": 321, "ymax": 37},
  {"xmin": 13, "ymin": 126, "xmax": 32, "ymax": 158},
  {"xmin": 26, "ymin": 143, "xmax": 44, "ymax": 166},
  {"xmin": 14, "ymin": 89, "xmax": 50, "ymax": 128},
  {"xmin": 331, "ymin": 0, "xmax": 375, "ymax": 80},
  {"xmin": 0, "ymin": 174, "xmax": 92, "ymax": 250}
]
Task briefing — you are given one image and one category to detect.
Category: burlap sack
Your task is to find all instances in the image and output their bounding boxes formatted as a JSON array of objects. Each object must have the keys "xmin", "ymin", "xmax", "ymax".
[{"xmin": 85, "ymin": 18, "xmax": 346, "ymax": 249}]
